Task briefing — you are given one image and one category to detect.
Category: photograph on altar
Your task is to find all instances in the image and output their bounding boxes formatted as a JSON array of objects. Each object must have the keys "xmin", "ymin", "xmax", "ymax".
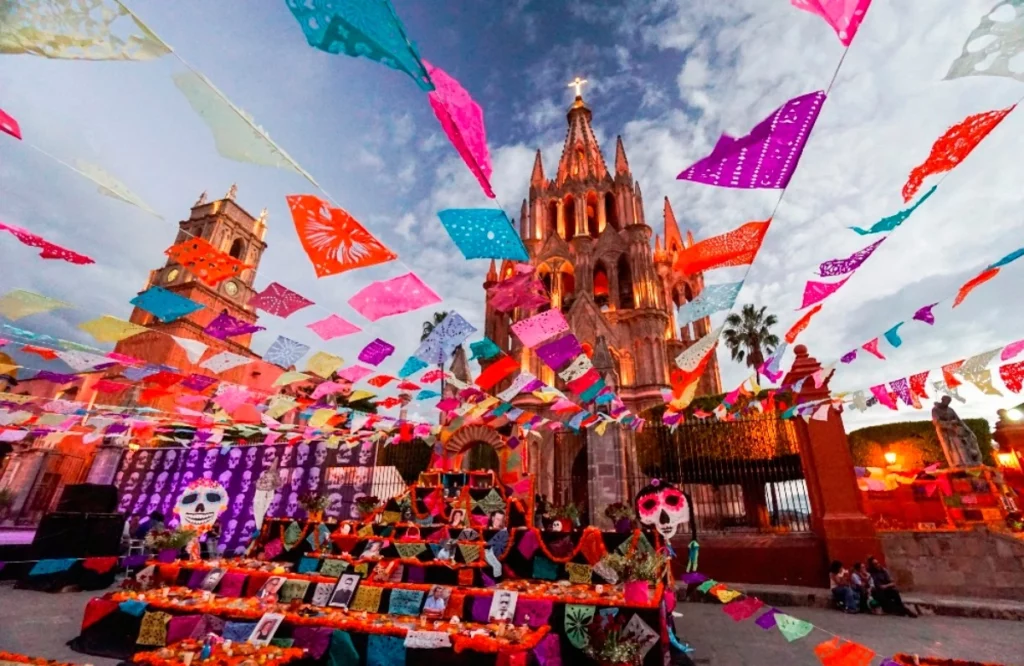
[
  {"xmin": 247, "ymin": 613, "xmax": 284, "ymax": 647},
  {"xmin": 328, "ymin": 574, "xmax": 361, "ymax": 609}
]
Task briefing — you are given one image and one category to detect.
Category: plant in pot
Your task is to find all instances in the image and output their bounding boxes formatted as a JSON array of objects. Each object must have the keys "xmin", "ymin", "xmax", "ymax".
[
  {"xmin": 603, "ymin": 547, "xmax": 669, "ymax": 604},
  {"xmin": 583, "ymin": 612, "xmax": 643, "ymax": 666},
  {"xmin": 146, "ymin": 527, "xmax": 196, "ymax": 563},
  {"xmin": 548, "ymin": 503, "xmax": 580, "ymax": 531},
  {"xmin": 604, "ymin": 502, "xmax": 635, "ymax": 533},
  {"xmin": 298, "ymin": 492, "xmax": 329, "ymax": 522},
  {"xmin": 355, "ymin": 495, "xmax": 382, "ymax": 519}
]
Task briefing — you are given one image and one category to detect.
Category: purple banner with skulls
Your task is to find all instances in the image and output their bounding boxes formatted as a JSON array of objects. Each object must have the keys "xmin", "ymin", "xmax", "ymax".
[{"xmin": 113, "ymin": 440, "xmax": 380, "ymax": 556}]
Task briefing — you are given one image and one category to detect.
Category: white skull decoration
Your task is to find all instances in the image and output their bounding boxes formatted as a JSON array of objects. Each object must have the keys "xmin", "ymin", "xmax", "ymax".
[
  {"xmin": 231, "ymin": 494, "xmax": 246, "ymax": 517},
  {"xmin": 296, "ymin": 443, "xmax": 310, "ymax": 467},
  {"xmin": 267, "ymin": 492, "xmax": 282, "ymax": 517},
  {"xmin": 261, "ymin": 447, "xmax": 277, "ymax": 469},
  {"xmin": 181, "ymin": 471, "xmax": 195, "ymax": 486},
  {"xmin": 245, "ymin": 447, "xmax": 258, "ymax": 469},
  {"xmin": 228, "ymin": 448, "xmax": 242, "ymax": 469},
  {"xmin": 279, "ymin": 447, "xmax": 293, "ymax": 468},
  {"xmin": 358, "ymin": 442, "xmax": 373, "ymax": 465},
  {"xmin": 290, "ymin": 468, "xmax": 304, "ymax": 490},
  {"xmin": 165, "ymin": 450, "xmax": 178, "ymax": 467},
  {"xmin": 132, "ymin": 493, "xmax": 149, "ymax": 514},
  {"xmin": 137, "ymin": 451, "xmax": 150, "ymax": 466},
  {"xmin": 154, "ymin": 472, "xmax": 169, "ymax": 493},
  {"xmin": 313, "ymin": 442, "xmax": 328, "ymax": 467},
  {"xmin": 307, "ymin": 467, "xmax": 321, "ymax": 491},
  {"xmin": 174, "ymin": 479, "xmax": 229, "ymax": 532},
  {"xmin": 186, "ymin": 449, "xmax": 200, "ymax": 467},
  {"xmin": 124, "ymin": 472, "xmax": 140, "ymax": 493},
  {"xmin": 118, "ymin": 494, "xmax": 134, "ymax": 513},
  {"xmin": 142, "ymin": 472, "xmax": 154, "ymax": 491},
  {"xmin": 153, "ymin": 451, "xmax": 165, "ymax": 468},
  {"xmin": 146, "ymin": 494, "xmax": 162, "ymax": 515},
  {"xmin": 326, "ymin": 492, "xmax": 343, "ymax": 516},
  {"xmin": 202, "ymin": 449, "xmax": 219, "ymax": 470},
  {"xmin": 243, "ymin": 518, "xmax": 256, "ymax": 536},
  {"xmin": 635, "ymin": 479, "xmax": 690, "ymax": 539},
  {"xmin": 240, "ymin": 470, "xmax": 253, "ymax": 493},
  {"xmin": 222, "ymin": 519, "xmax": 237, "ymax": 544},
  {"xmin": 217, "ymin": 470, "xmax": 233, "ymax": 487},
  {"xmin": 286, "ymin": 492, "xmax": 299, "ymax": 516}
]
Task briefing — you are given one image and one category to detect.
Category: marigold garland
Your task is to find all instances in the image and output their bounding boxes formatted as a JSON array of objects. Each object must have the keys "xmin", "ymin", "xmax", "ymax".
[
  {"xmin": 0, "ymin": 652, "xmax": 80, "ymax": 666},
  {"xmin": 134, "ymin": 640, "xmax": 305, "ymax": 666}
]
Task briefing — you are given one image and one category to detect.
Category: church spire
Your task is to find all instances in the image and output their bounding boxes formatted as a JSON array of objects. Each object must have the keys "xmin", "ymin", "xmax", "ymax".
[
  {"xmin": 614, "ymin": 135, "xmax": 630, "ymax": 175},
  {"xmin": 555, "ymin": 78, "xmax": 609, "ymax": 187},
  {"xmin": 664, "ymin": 197, "xmax": 684, "ymax": 254},
  {"xmin": 531, "ymin": 150, "xmax": 546, "ymax": 187}
]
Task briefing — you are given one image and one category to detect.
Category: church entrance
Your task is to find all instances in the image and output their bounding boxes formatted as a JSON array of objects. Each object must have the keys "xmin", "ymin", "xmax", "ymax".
[
  {"xmin": 553, "ymin": 430, "xmax": 589, "ymax": 524},
  {"xmin": 461, "ymin": 442, "xmax": 501, "ymax": 473}
]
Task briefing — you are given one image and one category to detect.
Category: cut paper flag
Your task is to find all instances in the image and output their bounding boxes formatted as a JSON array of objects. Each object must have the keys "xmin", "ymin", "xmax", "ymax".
[
  {"xmin": 305, "ymin": 351, "xmax": 343, "ymax": 379},
  {"xmin": 0, "ymin": 107, "xmax": 22, "ymax": 139},
  {"xmin": 999, "ymin": 361, "xmax": 1024, "ymax": 394},
  {"xmin": 414, "ymin": 312, "xmax": 477, "ymax": 365},
  {"xmin": 0, "ymin": 0, "xmax": 170, "ymax": 60},
  {"xmin": 673, "ymin": 220, "xmax": 770, "ymax": 274},
  {"xmin": 469, "ymin": 337, "xmax": 502, "ymax": 361},
  {"xmin": 818, "ymin": 238, "xmax": 884, "ymax": 277},
  {"xmin": 1002, "ymin": 339, "xmax": 1024, "ymax": 361},
  {"xmin": 785, "ymin": 304, "xmax": 822, "ymax": 344},
  {"xmin": 307, "ymin": 314, "xmax": 361, "ymax": 340},
  {"xmin": 203, "ymin": 311, "xmax": 264, "ymax": 340},
  {"xmin": 249, "ymin": 282, "xmax": 314, "ymax": 318},
  {"xmin": 775, "ymin": 613, "xmax": 814, "ymax": 642},
  {"xmin": 284, "ymin": 0, "xmax": 434, "ymax": 91},
  {"xmin": 813, "ymin": 637, "xmax": 875, "ymax": 666},
  {"xmin": 425, "ymin": 61, "xmax": 493, "ymax": 198},
  {"xmin": 337, "ymin": 365, "xmax": 373, "ymax": 383},
  {"xmin": 73, "ymin": 159, "xmax": 161, "ymax": 218},
  {"xmin": 359, "ymin": 339, "xmax": 396, "ymax": 366},
  {"xmin": 274, "ymin": 371, "xmax": 309, "ymax": 387},
  {"xmin": 890, "ymin": 377, "xmax": 915, "ymax": 407},
  {"xmin": 946, "ymin": 1, "xmax": 1024, "ymax": 83},
  {"xmin": 954, "ymin": 268, "xmax": 999, "ymax": 307},
  {"xmin": 989, "ymin": 246, "xmax": 1024, "ymax": 270},
  {"xmin": 862, "ymin": 338, "xmax": 886, "ymax": 360},
  {"xmin": 536, "ymin": 335, "xmax": 583, "ymax": 371},
  {"xmin": 0, "ymin": 221, "xmax": 94, "ymax": 264},
  {"xmin": 903, "ymin": 106, "xmax": 1015, "ymax": 202},
  {"xmin": 264, "ymin": 336, "xmax": 310, "ymax": 368},
  {"xmin": 199, "ymin": 351, "xmax": 251, "ymax": 374},
  {"xmin": 790, "ymin": 0, "xmax": 872, "ymax": 46},
  {"xmin": 437, "ymin": 209, "xmax": 528, "ymax": 261},
  {"xmin": 55, "ymin": 349, "xmax": 108, "ymax": 372},
  {"xmin": 286, "ymin": 194, "xmax": 397, "ymax": 278},
  {"xmin": 799, "ymin": 276, "xmax": 849, "ymax": 310},
  {"xmin": 883, "ymin": 323, "xmax": 903, "ymax": 348},
  {"xmin": 677, "ymin": 91, "xmax": 825, "ymax": 189},
  {"xmin": 678, "ymin": 282, "xmax": 743, "ymax": 325},
  {"xmin": 870, "ymin": 384, "xmax": 897, "ymax": 410},
  {"xmin": 172, "ymin": 71, "xmax": 315, "ymax": 184},
  {"xmin": 130, "ymin": 286, "xmax": 203, "ymax": 323},
  {"xmin": 486, "ymin": 263, "xmax": 549, "ymax": 313},
  {"xmin": 511, "ymin": 310, "xmax": 570, "ymax": 348},
  {"xmin": 78, "ymin": 315, "xmax": 147, "ymax": 343},
  {"xmin": 964, "ymin": 367, "xmax": 1002, "ymax": 396},
  {"xmin": 348, "ymin": 272, "xmax": 442, "ymax": 322},
  {"xmin": 913, "ymin": 303, "xmax": 938, "ymax": 325},
  {"xmin": 851, "ymin": 186, "xmax": 936, "ymax": 235},
  {"xmin": 0, "ymin": 290, "xmax": 71, "ymax": 320},
  {"xmin": 475, "ymin": 355, "xmax": 518, "ymax": 390},
  {"xmin": 398, "ymin": 356, "xmax": 428, "ymax": 378},
  {"xmin": 165, "ymin": 237, "xmax": 251, "ymax": 286}
]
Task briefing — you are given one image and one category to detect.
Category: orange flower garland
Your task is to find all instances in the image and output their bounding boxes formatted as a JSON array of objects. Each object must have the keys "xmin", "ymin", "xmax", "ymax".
[
  {"xmin": 0, "ymin": 652, "xmax": 80, "ymax": 666},
  {"xmin": 134, "ymin": 640, "xmax": 305, "ymax": 666}
]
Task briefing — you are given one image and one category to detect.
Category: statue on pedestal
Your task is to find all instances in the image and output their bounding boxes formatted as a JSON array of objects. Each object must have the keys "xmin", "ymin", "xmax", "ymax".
[{"xmin": 931, "ymin": 396, "xmax": 983, "ymax": 467}]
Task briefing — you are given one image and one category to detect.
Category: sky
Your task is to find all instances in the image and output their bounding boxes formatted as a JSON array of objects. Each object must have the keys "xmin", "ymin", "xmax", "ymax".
[{"xmin": 1, "ymin": 0, "xmax": 1023, "ymax": 430}]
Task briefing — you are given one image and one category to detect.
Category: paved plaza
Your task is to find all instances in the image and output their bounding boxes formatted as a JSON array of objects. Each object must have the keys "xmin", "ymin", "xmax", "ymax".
[{"xmin": 0, "ymin": 584, "xmax": 1022, "ymax": 665}]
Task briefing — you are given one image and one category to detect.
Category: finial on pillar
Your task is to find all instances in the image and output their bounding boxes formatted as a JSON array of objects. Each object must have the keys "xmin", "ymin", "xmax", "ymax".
[
  {"xmin": 225, "ymin": 183, "xmax": 237, "ymax": 201},
  {"xmin": 258, "ymin": 207, "xmax": 268, "ymax": 224},
  {"xmin": 194, "ymin": 191, "xmax": 207, "ymax": 207}
]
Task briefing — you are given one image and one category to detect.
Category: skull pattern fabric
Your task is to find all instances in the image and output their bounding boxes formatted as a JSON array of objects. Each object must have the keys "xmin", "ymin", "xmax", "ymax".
[
  {"xmin": 635, "ymin": 479, "xmax": 690, "ymax": 539},
  {"xmin": 114, "ymin": 441, "xmax": 379, "ymax": 554}
]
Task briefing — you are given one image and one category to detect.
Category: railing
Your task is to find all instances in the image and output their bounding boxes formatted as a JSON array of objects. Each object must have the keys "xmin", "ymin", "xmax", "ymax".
[{"xmin": 633, "ymin": 415, "xmax": 812, "ymax": 534}]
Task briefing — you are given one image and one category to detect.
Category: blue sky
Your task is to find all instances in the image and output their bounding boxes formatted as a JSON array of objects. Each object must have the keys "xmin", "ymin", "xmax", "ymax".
[{"xmin": 1, "ymin": 0, "xmax": 1023, "ymax": 427}]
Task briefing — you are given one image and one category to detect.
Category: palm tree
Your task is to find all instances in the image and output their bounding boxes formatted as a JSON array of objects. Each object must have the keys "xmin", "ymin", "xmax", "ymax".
[
  {"xmin": 421, "ymin": 311, "xmax": 449, "ymax": 342},
  {"xmin": 722, "ymin": 304, "xmax": 780, "ymax": 380}
]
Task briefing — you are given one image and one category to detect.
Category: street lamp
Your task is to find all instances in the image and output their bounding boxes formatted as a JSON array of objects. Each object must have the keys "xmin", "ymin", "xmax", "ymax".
[{"xmin": 884, "ymin": 451, "xmax": 897, "ymax": 466}]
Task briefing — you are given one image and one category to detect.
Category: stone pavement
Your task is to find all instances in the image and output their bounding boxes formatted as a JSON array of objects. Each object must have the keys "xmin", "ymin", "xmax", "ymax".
[
  {"xmin": 676, "ymin": 602, "xmax": 1024, "ymax": 666},
  {"xmin": 0, "ymin": 583, "xmax": 1022, "ymax": 665}
]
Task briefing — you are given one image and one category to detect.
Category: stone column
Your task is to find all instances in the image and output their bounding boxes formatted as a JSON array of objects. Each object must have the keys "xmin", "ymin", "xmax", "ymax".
[
  {"xmin": 587, "ymin": 424, "xmax": 626, "ymax": 528},
  {"xmin": 782, "ymin": 345, "xmax": 883, "ymax": 571}
]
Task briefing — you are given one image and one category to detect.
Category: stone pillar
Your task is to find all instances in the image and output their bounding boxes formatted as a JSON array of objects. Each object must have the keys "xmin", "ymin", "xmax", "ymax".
[
  {"xmin": 86, "ymin": 445, "xmax": 124, "ymax": 485},
  {"xmin": 587, "ymin": 424, "xmax": 626, "ymax": 528},
  {"xmin": 783, "ymin": 345, "xmax": 883, "ymax": 571}
]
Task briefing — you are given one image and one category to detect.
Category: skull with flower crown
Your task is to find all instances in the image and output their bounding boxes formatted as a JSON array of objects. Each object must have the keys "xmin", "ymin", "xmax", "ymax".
[{"xmin": 634, "ymin": 478, "xmax": 689, "ymax": 539}]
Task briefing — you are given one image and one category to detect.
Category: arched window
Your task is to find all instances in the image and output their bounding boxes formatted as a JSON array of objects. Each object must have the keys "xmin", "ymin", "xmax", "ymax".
[
  {"xmin": 229, "ymin": 238, "xmax": 246, "ymax": 259},
  {"xmin": 586, "ymin": 192, "xmax": 600, "ymax": 237},
  {"xmin": 617, "ymin": 255, "xmax": 634, "ymax": 310},
  {"xmin": 672, "ymin": 286, "xmax": 684, "ymax": 308},
  {"xmin": 684, "ymin": 283, "xmax": 694, "ymax": 302},
  {"xmin": 593, "ymin": 261, "xmax": 610, "ymax": 310},
  {"xmin": 538, "ymin": 266, "xmax": 553, "ymax": 312},
  {"xmin": 547, "ymin": 200, "xmax": 559, "ymax": 238},
  {"xmin": 605, "ymin": 192, "xmax": 618, "ymax": 230},
  {"xmin": 462, "ymin": 442, "xmax": 500, "ymax": 472},
  {"xmin": 563, "ymin": 196, "xmax": 576, "ymax": 239},
  {"xmin": 560, "ymin": 266, "xmax": 575, "ymax": 313}
]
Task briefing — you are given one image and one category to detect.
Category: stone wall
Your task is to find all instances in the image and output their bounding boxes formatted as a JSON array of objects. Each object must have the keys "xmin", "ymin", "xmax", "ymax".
[{"xmin": 880, "ymin": 529, "xmax": 1024, "ymax": 599}]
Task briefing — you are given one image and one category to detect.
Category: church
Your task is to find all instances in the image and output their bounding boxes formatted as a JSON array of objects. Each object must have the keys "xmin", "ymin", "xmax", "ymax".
[{"xmin": 482, "ymin": 85, "xmax": 722, "ymax": 518}]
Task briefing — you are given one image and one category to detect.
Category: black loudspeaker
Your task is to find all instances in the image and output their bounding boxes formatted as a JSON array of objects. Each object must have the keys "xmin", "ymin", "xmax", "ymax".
[
  {"xmin": 56, "ymin": 483, "xmax": 118, "ymax": 513},
  {"xmin": 31, "ymin": 512, "xmax": 125, "ymax": 559}
]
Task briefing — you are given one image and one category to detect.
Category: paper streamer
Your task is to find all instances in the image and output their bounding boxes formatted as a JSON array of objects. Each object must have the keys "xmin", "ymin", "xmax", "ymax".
[
  {"xmin": 0, "ymin": 221, "xmax": 94, "ymax": 264},
  {"xmin": 818, "ymin": 238, "xmax": 884, "ymax": 277},
  {"xmin": 437, "ymin": 209, "xmax": 528, "ymax": 261},
  {"xmin": 287, "ymin": 194, "xmax": 397, "ymax": 278},
  {"xmin": 799, "ymin": 276, "xmax": 849, "ymax": 309},
  {"xmin": 348, "ymin": 273, "xmax": 442, "ymax": 322},
  {"xmin": 946, "ymin": 1, "xmax": 1024, "ymax": 83},
  {"xmin": 790, "ymin": 0, "xmax": 872, "ymax": 46},
  {"xmin": 74, "ymin": 159, "xmax": 161, "ymax": 218},
  {"xmin": 425, "ymin": 61, "xmax": 494, "ymax": 198},
  {"xmin": 673, "ymin": 220, "xmax": 770, "ymax": 274},
  {"xmin": 678, "ymin": 282, "xmax": 743, "ymax": 325}
]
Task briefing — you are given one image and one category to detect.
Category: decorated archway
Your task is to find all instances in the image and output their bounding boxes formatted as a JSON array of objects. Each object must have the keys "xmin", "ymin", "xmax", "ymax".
[{"xmin": 444, "ymin": 424, "xmax": 526, "ymax": 485}]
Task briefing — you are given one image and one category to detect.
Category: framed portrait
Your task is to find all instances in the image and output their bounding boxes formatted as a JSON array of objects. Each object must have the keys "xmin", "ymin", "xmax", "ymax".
[
  {"xmin": 448, "ymin": 509, "xmax": 466, "ymax": 528},
  {"xmin": 200, "ymin": 568, "xmax": 225, "ymax": 592},
  {"xmin": 256, "ymin": 576, "xmax": 286, "ymax": 601},
  {"xmin": 488, "ymin": 590, "xmax": 518, "ymax": 622},
  {"xmin": 329, "ymin": 573, "xmax": 361, "ymax": 609},
  {"xmin": 421, "ymin": 585, "xmax": 451, "ymax": 618},
  {"xmin": 247, "ymin": 613, "xmax": 284, "ymax": 646}
]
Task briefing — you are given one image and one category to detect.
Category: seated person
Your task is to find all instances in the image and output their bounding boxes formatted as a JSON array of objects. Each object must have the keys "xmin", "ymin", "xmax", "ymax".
[
  {"xmin": 828, "ymin": 560, "xmax": 859, "ymax": 613},
  {"xmin": 868, "ymin": 556, "xmax": 916, "ymax": 617},
  {"xmin": 133, "ymin": 511, "xmax": 165, "ymax": 540},
  {"xmin": 849, "ymin": 562, "xmax": 878, "ymax": 614}
]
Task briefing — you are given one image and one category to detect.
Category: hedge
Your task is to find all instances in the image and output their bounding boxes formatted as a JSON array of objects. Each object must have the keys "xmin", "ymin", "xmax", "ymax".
[{"xmin": 847, "ymin": 418, "xmax": 994, "ymax": 468}]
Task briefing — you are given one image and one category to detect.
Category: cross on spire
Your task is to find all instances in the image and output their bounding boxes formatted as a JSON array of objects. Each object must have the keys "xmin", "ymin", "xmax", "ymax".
[{"xmin": 568, "ymin": 76, "xmax": 588, "ymax": 98}]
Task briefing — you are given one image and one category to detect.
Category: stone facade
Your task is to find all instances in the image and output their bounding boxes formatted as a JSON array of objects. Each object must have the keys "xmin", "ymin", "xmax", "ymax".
[{"xmin": 881, "ymin": 529, "xmax": 1024, "ymax": 599}]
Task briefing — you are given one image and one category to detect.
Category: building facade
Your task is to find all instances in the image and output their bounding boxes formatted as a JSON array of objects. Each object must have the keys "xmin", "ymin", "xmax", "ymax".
[{"xmin": 482, "ymin": 92, "xmax": 722, "ymax": 519}]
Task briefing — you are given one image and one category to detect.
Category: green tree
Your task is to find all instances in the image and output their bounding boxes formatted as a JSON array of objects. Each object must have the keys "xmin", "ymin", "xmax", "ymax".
[
  {"xmin": 420, "ymin": 311, "xmax": 449, "ymax": 341},
  {"xmin": 722, "ymin": 304, "xmax": 780, "ymax": 380}
]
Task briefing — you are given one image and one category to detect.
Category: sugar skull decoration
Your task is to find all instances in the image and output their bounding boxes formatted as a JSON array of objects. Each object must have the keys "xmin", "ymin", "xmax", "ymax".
[
  {"xmin": 635, "ymin": 478, "xmax": 690, "ymax": 539},
  {"xmin": 174, "ymin": 478, "xmax": 229, "ymax": 533}
]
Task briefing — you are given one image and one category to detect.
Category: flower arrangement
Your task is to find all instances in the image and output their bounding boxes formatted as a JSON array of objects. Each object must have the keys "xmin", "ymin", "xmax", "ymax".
[
  {"xmin": 603, "ymin": 548, "xmax": 669, "ymax": 583},
  {"xmin": 145, "ymin": 527, "xmax": 196, "ymax": 552},
  {"xmin": 549, "ymin": 502, "xmax": 580, "ymax": 523},
  {"xmin": 355, "ymin": 496, "xmax": 382, "ymax": 517},
  {"xmin": 604, "ymin": 502, "xmax": 635, "ymax": 522},
  {"xmin": 298, "ymin": 492, "xmax": 329, "ymax": 513},
  {"xmin": 583, "ymin": 614, "xmax": 643, "ymax": 666}
]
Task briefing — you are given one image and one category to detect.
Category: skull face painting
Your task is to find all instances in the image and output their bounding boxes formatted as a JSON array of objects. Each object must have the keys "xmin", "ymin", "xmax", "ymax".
[
  {"xmin": 313, "ymin": 442, "xmax": 328, "ymax": 467},
  {"xmin": 245, "ymin": 447, "xmax": 258, "ymax": 469},
  {"xmin": 228, "ymin": 448, "xmax": 242, "ymax": 469},
  {"xmin": 174, "ymin": 479, "xmax": 229, "ymax": 532},
  {"xmin": 295, "ymin": 443, "xmax": 310, "ymax": 467},
  {"xmin": 261, "ymin": 446, "xmax": 277, "ymax": 469},
  {"xmin": 635, "ymin": 479, "xmax": 690, "ymax": 539},
  {"xmin": 202, "ymin": 449, "xmax": 219, "ymax": 470}
]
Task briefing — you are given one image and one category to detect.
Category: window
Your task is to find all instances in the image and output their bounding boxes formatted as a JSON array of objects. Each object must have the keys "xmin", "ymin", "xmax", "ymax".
[
  {"xmin": 605, "ymin": 192, "xmax": 618, "ymax": 230},
  {"xmin": 563, "ymin": 196, "xmax": 576, "ymax": 239},
  {"xmin": 586, "ymin": 192, "xmax": 600, "ymax": 237},
  {"xmin": 618, "ymin": 255, "xmax": 634, "ymax": 310},
  {"xmin": 594, "ymin": 261, "xmax": 610, "ymax": 310},
  {"xmin": 462, "ymin": 443, "xmax": 500, "ymax": 472},
  {"xmin": 560, "ymin": 268, "xmax": 575, "ymax": 313},
  {"xmin": 229, "ymin": 238, "xmax": 246, "ymax": 259},
  {"xmin": 548, "ymin": 200, "xmax": 559, "ymax": 238}
]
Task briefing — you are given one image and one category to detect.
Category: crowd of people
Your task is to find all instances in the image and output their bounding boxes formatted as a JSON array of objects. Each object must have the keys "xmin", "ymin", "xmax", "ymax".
[{"xmin": 829, "ymin": 557, "xmax": 917, "ymax": 617}]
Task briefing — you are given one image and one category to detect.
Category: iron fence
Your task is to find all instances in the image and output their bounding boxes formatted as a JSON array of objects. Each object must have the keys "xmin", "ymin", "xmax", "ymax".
[{"xmin": 633, "ymin": 415, "xmax": 812, "ymax": 534}]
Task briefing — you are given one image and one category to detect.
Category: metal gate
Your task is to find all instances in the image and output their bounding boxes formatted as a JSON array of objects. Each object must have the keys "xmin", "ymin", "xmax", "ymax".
[{"xmin": 633, "ymin": 414, "xmax": 812, "ymax": 534}]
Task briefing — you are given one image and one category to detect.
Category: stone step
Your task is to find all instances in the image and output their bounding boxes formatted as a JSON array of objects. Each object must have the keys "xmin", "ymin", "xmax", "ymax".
[{"xmin": 678, "ymin": 581, "xmax": 1024, "ymax": 622}]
